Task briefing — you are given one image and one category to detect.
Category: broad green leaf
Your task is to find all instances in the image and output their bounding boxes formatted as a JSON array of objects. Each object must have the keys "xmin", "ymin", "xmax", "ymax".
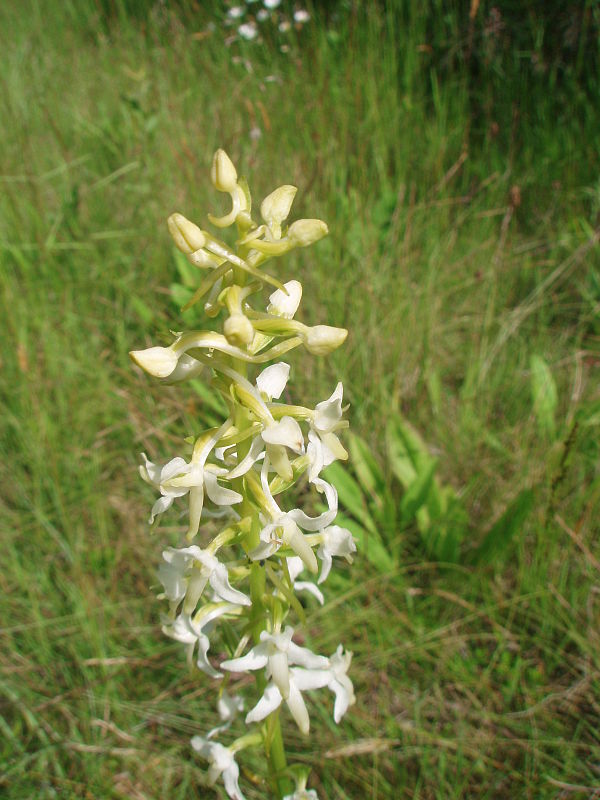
[
  {"xmin": 400, "ymin": 458, "xmax": 437, "ymax": 525},
  {"xmin": 348, "ymin": 433, "xmax": 385, "ymax": 498},
  {"xmin": 386, "ymin": 416, "xmax": 431, "ymax": 487},
  {"xmin": 530, "ymin": 355, "xmax": 557, "ymax": 437},
  {"xmin": 472, "ymin": 489, "xmax": 534, "ymax": 564},
  {"xmin": 322, "ymin": 462, "xmax": 377, "ymax": 534}
]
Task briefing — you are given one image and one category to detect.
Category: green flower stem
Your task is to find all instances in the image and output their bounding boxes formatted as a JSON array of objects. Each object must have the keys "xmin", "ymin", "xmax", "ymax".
[{"xmin": 268, "ymin": 711, "xmax": 292, "ymax": 799}]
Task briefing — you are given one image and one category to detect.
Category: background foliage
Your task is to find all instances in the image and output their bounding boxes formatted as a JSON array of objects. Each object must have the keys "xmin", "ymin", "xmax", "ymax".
[{"xmin": 1, "ymin": 1, "xmax": 599, "ymax": 798}]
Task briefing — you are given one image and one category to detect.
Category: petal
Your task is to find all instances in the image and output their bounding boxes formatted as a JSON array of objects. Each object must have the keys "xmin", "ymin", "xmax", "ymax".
[
  {"xmin": 266, "ymin": 444, "xmax": 293, "ymax": 483},
  {"xmin": 225, "ymin": 436, "xmax": 264, "ymax": 480},
  {"xmin": 140, "ymin": 453, "xmax": 162, "ymax": 485},
  {"xmin": 245, "ymin": 682, "xmax": 283, "ymax": 723},
  {"xmin": 286, "ymin": 556, "xmax": 305, "ymax": 582},
  {"xmin": 287, "ymin": 641, "xmax": 329, "ymax": 670},
  {"xmin": 158, "ymin": 561, "xmax": 188, "ymax": 603},
  {"xmin": 160, "ymin": 456, "xmax": 192, "ymax": 483},
  {"xmin": 267, "ymin": 280, "xmax": 302, "ymax": 318},
  {"xmin": 209, "ymin": 562, "xmax": 251, "ymax": 606},
  {"xmin": 221, "ymin": 643, "xmax": 269, "ymax": 673},
  {"xmin": 290, "ymin": 666, "xmax": 331, "ymax": 692},
  {"xmin": 330, "ymin": 674, "xmax": 355, "ymax": 723},
  {"xmin": 307, "ymin": 430, "xmax": 324, "ymax": 483},
  {"xmin": 256, "ymin": 362, "xmax": 290, "ymax": 399},
  {"xmin": 196, "ymin": 631, "xmax": 222, "ymax": 679},
  {"xmin": 288, "ymin": 479, "xmax": 338, "ymax": 532},
  {"xmin": 149, "ymin": 494, "xmax": 173, "ymax": 524},
  {"xmin": 204, "ymin": 471, "xmax": 244, "ymax": 506},
  {"xmin": 313, "ymin": 383, "xmax": 343, "ymax": 433},
  {"xmin": 286, "ymin": 680, "xmax": 310, "ymax": 735},
  {"xmin": 321, "ymin": 431, "xmax": 348, "ymax": 462},
  {"xmin": 187, "ymin": 485, "xmax": 204, "ymax": 539},
  {"xmin": 262, "ymin": 417, "xmax": 304, "ymax": 453},
  {"xmin": 317, "ymin": 550, "xmax": 333, "ymax": 585},
  {"xmin": 294, "ymin": 580, "xmax": 325, "ymax": 605},
  {"xmin": 223, "ymin": 761, "xmax": 247, "ymax": 800},
  {"xmin": 269, "ymin": 650, "xmax": 290, "ymax": 699},
  {"xmin": 283, "ymin": 520, "xmax": 317, "ymax": 574}
]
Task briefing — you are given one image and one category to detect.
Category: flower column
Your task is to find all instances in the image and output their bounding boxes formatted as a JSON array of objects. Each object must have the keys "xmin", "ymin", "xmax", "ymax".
[{"xmin": 130, "ymin": 150, "xmax": 356, "ymax": 800}]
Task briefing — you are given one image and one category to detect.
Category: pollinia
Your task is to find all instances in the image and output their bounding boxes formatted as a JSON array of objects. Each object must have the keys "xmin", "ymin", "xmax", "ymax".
[{"xmin": 130, "ymin": 150, "xmax": 356, "ymax": 800}]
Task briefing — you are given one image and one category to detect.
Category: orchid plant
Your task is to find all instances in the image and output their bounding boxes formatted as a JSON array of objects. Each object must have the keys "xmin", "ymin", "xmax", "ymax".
[{"xmin": 130, "ymin": 149, "xmax": 356, "ymax": 799}]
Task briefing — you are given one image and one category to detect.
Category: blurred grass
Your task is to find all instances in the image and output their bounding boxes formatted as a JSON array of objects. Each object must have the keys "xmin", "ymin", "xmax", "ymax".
[{"xmin": 1, "ymin": 1, "xmax": 599, "ymax": 798}]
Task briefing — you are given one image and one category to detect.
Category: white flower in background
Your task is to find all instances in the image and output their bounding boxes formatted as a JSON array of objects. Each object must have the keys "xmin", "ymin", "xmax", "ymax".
[
  {"xmin": 162, "ymin": 604, "xmax": 236, "ymax": 678},
  {"xmin": 286, "ymin": 557, "xmax": 324, "ymax": 605},
  {"xmin": 257, "ymin": 8, "xmax": 269, "ymax": 21},
  {"xmin": 191, "ymin": 737, "xmax": 246, "ymax": 800},
  {"xmin": 279, "ymin": 19, "xmax": 291, "ymax": 32},
  {"xmin": 139, "ymin": 455, "xmax": 190, "ymax": 524},
  {"xmin": 159, "ymin": 545, "xmax": 250, "ymax": 612},
  {"xmin": 294, "ymin": 9, "xmax": 310, "ymax": 24},
  {"xmin": 323, "ymin": 645, "xmax": 355, "ymax": 723},
  {"xmin": 264, "ymin": 0, "xmax": 281, "ymax": 8},
  {"xmin": 222, "ymin": 626, "xmax": 328, "ymax": 734},
  {"xmin": 238, "ymin": 22, "xmax": 258, "ymax": 40},
  {"xmin": 207, "ymin": 690, "xmax": 245, "ymax": 739},
  {"xmin": 316, "ymin": 525, "xmax": 356, "ymax": 584},
  {"xmin": 228, "ymin": 5, "xmax": 245, "ymax": 18}
]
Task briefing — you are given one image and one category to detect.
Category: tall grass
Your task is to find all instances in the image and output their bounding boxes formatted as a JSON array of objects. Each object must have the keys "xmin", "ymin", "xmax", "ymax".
[{"xmin": 1, "ymin": 2, "xmax": 599, "ymax": 798}]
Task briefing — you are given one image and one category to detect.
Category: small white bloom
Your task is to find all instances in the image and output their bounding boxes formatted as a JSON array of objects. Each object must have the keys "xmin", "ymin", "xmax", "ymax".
[
  {"xmin": 293, "ymin": 9, "xmax": 310, "ymax": 24},
  {"xmin": 222, "ymin": 626, "xmax": 328, "ymax": 735},
  {"xmin": 279, "ymin": 19, "xmax": 291, "ymax": 32},
  {"xmin": 238, "ymin": 21, "xmax": 258, "ymax": 40},
  {"xmin": 228, "ymin": 5, "xmax": 245, "ymax": 18},
  {"xmin": 163, "ymin": 604, "xmax": 235, "ymax": 678},
  {"xmin": 257, "ymin": 8, "xmax": 269, "ymax": 20},
  {"xmin": 191, "ymin": 738, "xmax": 246, "ymax": 800},
  {"xmin": 207, "ymin": 690, "xmax": 245, "ymax": 739},
  {"xmin": 284, "ymin": 789, "xmax": 319, "ymax": 800},
  {"xmin": 325, "ymin": 645, "xmax": 356, "ymax": 722},
  {"xmin": 160, "ymin": 545, "xmax": 250, "ymax": 612},
  {"xmin": 316, "ymin": 525, "xmax": 356, "ymax": 584},
  {"xmin": 256, "ymin": 361, "xmax": 290, "ymax": 399},
  {"xmin": 264, "ymin": 0, "xmax": 281, "ymax": 8},
  {"xmin": 307, "ymin": 382, "xmax": 348, "ymax": 480}
]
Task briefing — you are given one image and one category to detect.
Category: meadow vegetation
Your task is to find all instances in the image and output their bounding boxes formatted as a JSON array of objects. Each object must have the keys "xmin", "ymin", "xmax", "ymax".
[{"xmin": 1, "ymin": 1, "xmax": 599, "ymax": 797}]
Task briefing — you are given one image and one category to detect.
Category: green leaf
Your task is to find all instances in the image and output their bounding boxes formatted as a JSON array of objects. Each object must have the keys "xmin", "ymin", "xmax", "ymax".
[
  {"xmin": 400, "ymin": 458, "xmax": 437, "ymax": 525},
  {"xmin": 530, "ymin": 355, "xmax": 557, "ymax": 437},
  {"xmin": 130, "ymin": 295, "xmax": 154, "ymax": 325},
  {"xmin": 322, "ymin": 462, "xmax": 377, "ymax": 535},
  {"xmin": 386, "ymin": 415, "xmax": 431, "ymax": 487},
  {"xmin": 471, "ymin": 489, "xmax": 534, "ymax": 564},
  {"xmin": 348, "ymin": 433, "xmax": 385, "ymax": 497},
  {"xmin": 172, "ymin": 247, "xmax": 198, "ymax": 287}
]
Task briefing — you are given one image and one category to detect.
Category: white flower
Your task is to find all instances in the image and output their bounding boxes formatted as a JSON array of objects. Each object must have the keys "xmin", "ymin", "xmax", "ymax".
[
  {"xmin": 162, "ymin": 604, "xmax": 236, "ymax": 678},
  {"xmin": 264, "ymin": 0, "xmax": 281, "ymax": 8},
  {"xmin": 227, "ymin": 5, "xmax": 245, "ymax": 18},
  {"xmin": 250, "ymin": 457, "xmax": 338, "ymax": 572},
  {"xmin": 279, "ymin": 19, "xmax": 291, "ymax": 32},
  {"xmin": 191, "ymin": 738, "xmax": 246, "ymax": 800},
  {"xmin": 324, "ymin": 645, "xmax": 355, "ymax": 723},
  {"xmin": 140, "ymin": 427, "xmax": 243, "ymax": 538},
  {"xmin": 307, "ymin": 382, "xmax": 348, "ymax": 481},
  {"xmin": 238, "ymin": 22, "xmax": 258, "ymax": 40},
  {"xmin": 293, "ymin": 9, "xmax": 310, "ymax": 24},
  {"xmin": 284, "ymin": 789, "xmax": 319, "ymax": 800},
  {"xmin": 257, "ymin": 8, "xmax": 269, "ymax": 21},
  {"xmin": 221, "ymin": 626, "xmax": 328, "ymax": 735},
  {"xmin": 316, "ymin": 525, "xmax": 356, "ymax": 584},
  {"xmin": 207, "ymin": 690, "xmax": 245, "ymax": 739},
  {"xmin": 159, "ymin": 545, "xmax": 250, "ymax": 612}
]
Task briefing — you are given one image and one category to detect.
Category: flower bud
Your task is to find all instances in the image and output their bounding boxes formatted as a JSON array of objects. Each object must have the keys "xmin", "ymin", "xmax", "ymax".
[
  {"xmin": 187, "ymin": 248, "xmax": 217, "ymax": 268},
  {"xmin": 211, "ymin": 149, "xmax": 238, "ymax": 193},
  {"xmin": 129, "ymin": 346, "xmax": 178, "ymax": 378},
  {"xmin": 260, "ymin": 185, "xmax": 297, "ymax": 228},
  {"xmin": 223, "ymin": 314, "xmax": 254, "ymax": 347},
  {"xmin": 287, "ymin": 218, "xmax": 328, "ymax": 247},
  {"xmin": 167, "ymin": 213, "xmax": 206, "ymax": 254},
  {"xmin": 304, "ymin": 325, "xmax": 347, "ymax": 355}
]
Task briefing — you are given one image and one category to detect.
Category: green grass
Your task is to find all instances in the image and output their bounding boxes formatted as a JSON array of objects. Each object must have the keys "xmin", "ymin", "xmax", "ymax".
[{"xmin": 1, "ymin": 1, "xmax": 599, "ymax": 798}]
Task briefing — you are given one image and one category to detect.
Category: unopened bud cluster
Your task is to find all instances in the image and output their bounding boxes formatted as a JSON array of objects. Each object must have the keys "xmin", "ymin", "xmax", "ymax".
[{"xmin": 130, "ymin": 150, "xmax": 355, "ymax": 800}]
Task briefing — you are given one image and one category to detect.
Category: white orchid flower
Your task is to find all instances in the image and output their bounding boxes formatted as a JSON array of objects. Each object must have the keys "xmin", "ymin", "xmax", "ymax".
[
  {"xmin": 140, "ymin": 420, "xmax": 242, "ymax": 539},
  {"xmin": 286, "ymin": 557, "xmax": 324, "ymax": 605},
  {"xmin": 316, "ymin": 525, "xmax": 356, "ymax": 584},
  {"xmin": 191, "ymin": 737, "xmax": 246, "ymax": 800},
  {"xmin": 324, "ymin": 645, "xmax": 356, "ymax": 723},
  {"xmin": 250, "ymin": 457, "xmax": 338, "ymax": 572},
  {"xmin": 306, "ymin": 382, "xmax": 348, "ymax": 481},
  {"xmin": 162, "ymin": 604, "xmax": 237, "ymax": 678},
  {"xmin": 207, "ymin": 690, "xmax": 245, "ymax": 739},
  {"xmin": 159, "ymin": 545, "xmax": 250, "ymax": 613},
  {"xmin": 221, "ymin": 626, "xmax": 328, "ymax": 735}
]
